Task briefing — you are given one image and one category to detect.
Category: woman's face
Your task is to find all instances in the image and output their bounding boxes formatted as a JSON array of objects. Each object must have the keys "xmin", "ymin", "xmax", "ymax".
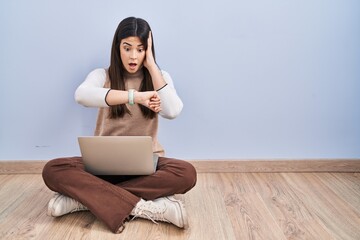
[{"xmin": 120, "ymin": 36, "xmax": 146, "ymax": 74}]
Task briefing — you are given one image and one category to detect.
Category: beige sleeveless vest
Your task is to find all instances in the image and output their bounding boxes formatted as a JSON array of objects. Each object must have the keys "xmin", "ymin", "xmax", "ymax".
[{"xmin": 94, "ymin": 70, "xmax": 164, "ymax": 156}]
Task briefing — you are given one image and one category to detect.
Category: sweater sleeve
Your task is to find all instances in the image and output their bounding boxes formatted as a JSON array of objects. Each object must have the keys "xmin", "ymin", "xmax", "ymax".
[
  {"xmin": 158, "ymin": 70, "xmax": 183, "ymax": 119},
  {"xmin": 74, "ymin": 68, "xmax": 110, "ymax": 108}
]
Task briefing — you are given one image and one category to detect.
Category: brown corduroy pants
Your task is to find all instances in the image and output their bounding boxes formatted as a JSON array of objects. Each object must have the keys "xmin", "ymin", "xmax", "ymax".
[{"xmin": 42, "ymin": 156, "xmax": 197, "ymax": 233}]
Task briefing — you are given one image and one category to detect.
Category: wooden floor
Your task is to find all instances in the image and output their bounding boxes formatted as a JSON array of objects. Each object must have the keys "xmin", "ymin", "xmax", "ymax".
[{"xmin": 0, "ymin": 172, "xmax": 360, "ymax": 239}]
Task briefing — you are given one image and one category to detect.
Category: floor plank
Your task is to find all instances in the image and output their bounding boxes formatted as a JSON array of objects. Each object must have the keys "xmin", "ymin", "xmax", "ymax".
[
  {"xmin": 317, "ymin": 173, "xmax": 360, "ymax": 211},
  {"xmin": 186, "ymin": 174, "xmax": 237, "ymax": 240},
  {"xmin": 218, "ymin": 173, "xmax": 287, "ymax": 240},
  {"xmin": 249, "ymin": 173, "xmax": 334, "ymax": 240},
  {"xmin": 282, "ymin": 173, "xmax": 360, "ymax": 240}
]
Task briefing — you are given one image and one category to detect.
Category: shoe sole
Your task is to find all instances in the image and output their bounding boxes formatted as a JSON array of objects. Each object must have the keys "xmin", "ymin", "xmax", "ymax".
[{"xmin": 166, "ymin": 196, "xmax": 189, "ymax": 229}]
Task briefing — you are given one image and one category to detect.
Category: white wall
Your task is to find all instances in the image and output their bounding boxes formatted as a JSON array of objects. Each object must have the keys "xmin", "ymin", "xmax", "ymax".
[{"xmin": 1, "ymin": 0, "xmax": 359, "ymax": 160}]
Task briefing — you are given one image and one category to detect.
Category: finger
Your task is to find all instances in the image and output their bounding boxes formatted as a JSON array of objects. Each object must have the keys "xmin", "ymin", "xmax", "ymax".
[
  {"xmin": 148, "ymin": 31, "xmax": 152, "ymax": 45},
  {"xmin": 150, "ymin": 95, "xmax": 160, "ymax": 101},
  {"xmin": 147, "ymin": 31, "xmax": 153, "ymax": 51},
  {"xmin": 154, "ymin": 106, "xmax": 161, "ymax": 112},
  {"xmin": 149, "ymin": 104, "xmax": 160, "ymax": 112},
  {"xmin": 149, "ymin": 97, "xmax": 160, "ymax": 103},
  {"xmin": 149, "ymin": 102, "xmax": 161, "ymax": 108},
  {"xmin": 153, "ymin": 93, "xmax": 160, "ymax": 100},
  {"xmin": 150, "ymin": 95, "xmax": 160, "ymax": 99},
  {"xmin": 151, "ymin": 99, "xmax": 160, "ymax": 104}
]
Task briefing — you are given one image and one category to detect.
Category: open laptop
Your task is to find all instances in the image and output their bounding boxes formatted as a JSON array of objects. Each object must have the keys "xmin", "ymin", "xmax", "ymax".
[{"xmin": 78, "ymin": 136, "xmax": 158, "ymax": 175}]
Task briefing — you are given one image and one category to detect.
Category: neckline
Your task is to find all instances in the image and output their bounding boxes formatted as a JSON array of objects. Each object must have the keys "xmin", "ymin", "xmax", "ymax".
[{"xmin": 123, "ymin": 68, "xmax": 144, "ymax": 80}]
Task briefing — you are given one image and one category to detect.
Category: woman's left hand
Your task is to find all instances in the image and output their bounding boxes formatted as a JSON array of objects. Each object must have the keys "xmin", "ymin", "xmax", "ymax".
[
  {"xmin": 143, "ymin": 31, "xmax": 167, "ymax": 90},
  {"xmin": 143, "ymin": 31, "xmax": 157, "ymax": 70},
  {"xmin": 134, "ymin": 91, "xmax": 162, "ymax": 113}
]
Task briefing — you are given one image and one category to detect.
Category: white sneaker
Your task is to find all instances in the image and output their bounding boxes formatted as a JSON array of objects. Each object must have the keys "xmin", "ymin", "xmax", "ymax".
[
  {"xmin": 131, "ymin": 196, "xmax": 188, "ymax": 229},
  {"xmin": 47, "ymin": 193, "xmax": 88, "ymax": 217}
]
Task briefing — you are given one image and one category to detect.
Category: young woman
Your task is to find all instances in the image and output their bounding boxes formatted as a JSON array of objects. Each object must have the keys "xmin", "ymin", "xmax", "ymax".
[{"xmin": 42, "ymin": 17, "xmax": 197, "ymax": 234}]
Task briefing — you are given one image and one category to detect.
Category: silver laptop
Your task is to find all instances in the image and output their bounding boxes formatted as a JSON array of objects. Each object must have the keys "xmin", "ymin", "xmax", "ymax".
[{"xmin": 78, "ymin": 136, "xmax": 158, "ymax": 175}]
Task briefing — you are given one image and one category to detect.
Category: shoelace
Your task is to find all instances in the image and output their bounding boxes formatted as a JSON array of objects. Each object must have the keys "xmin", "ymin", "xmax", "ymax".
[
  {"xmin": 68, "ymin": 198, "xmax": 88, "ymax": 213},
  {"xmin": 131, "ymin": 201, "xmax": 168, "ymax": 224},
  {"xmin": 71, "ymin": 203, "xmax": 87, "ymax": 212}
]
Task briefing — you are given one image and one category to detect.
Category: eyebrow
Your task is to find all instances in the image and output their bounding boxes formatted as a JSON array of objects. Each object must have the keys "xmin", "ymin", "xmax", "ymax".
[{"xmin": 123, "ymin": 42, "xmax": 144, "ymax": 47}]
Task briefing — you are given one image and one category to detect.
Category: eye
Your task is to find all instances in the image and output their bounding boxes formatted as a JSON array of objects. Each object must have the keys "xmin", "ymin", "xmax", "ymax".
[
  {"xmin": 124, "ymin": 47, "xmax": 130, "ymax": 52},
  {"xmin": 138, "ymin": 48, "xmax": 144, "ymax": 53}
]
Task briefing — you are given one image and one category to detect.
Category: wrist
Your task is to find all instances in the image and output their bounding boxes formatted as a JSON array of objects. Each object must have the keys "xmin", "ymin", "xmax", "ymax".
[
  {"xmin": 133, "ymin": 91, "xmax": 142, "ymax": 104},
  {"xmin": 146, "ymin": 63, "xmax": 159, "ymax": 73}
]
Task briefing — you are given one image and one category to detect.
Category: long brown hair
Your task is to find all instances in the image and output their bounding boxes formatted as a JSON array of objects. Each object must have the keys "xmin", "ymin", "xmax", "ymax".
[{"xmin": 108, "ymin": 17, "xmax": 157, "ymax": 119}]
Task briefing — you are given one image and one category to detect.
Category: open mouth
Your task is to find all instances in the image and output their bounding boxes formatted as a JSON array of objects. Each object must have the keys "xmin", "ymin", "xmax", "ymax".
[{"xmin": 129, "ymin": 63, "xmax": 137, "ymax": 69}]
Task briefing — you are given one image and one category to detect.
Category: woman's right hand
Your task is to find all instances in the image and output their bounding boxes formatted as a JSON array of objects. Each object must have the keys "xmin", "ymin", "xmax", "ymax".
[{"xmin": 134, "ymin": 91, "xmax": 162, "ymax": 112}]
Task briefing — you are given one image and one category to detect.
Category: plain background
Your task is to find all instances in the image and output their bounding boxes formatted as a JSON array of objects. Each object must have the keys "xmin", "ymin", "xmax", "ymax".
[{"xmin": 1, "ymin": 0, "xmax": 359, "ymax": 160}]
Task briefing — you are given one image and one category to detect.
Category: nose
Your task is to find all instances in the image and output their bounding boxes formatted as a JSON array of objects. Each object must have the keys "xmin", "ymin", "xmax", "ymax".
[{"xmin": 130, "ymin": 50, "xmax": 137, "ymax": 60}]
